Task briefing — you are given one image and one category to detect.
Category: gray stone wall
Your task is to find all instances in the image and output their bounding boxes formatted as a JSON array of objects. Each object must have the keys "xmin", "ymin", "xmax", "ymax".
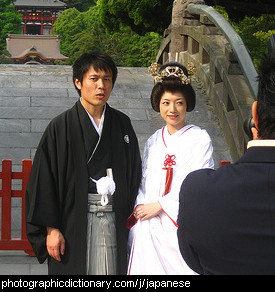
[{"xmin": 0, "ymin": 65, "xmax": 76, "ymax": 167}]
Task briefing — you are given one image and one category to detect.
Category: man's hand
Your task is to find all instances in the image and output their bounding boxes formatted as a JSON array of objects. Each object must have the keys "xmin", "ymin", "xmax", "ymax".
[{"xmin": 46, "ymin": 227, "xmax": 65, "ymax": 262}]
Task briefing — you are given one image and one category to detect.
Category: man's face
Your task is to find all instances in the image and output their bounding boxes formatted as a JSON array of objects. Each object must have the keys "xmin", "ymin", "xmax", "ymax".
[{"xmin": 74, "ymin": 65, "xmax": 113, "ymax": 113}]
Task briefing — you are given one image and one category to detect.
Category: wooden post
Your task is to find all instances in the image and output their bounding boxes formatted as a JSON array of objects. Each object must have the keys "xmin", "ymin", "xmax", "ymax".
[
  {"xmin": 1, "ymin": 160, "xmax": 12, "ymax": 241},
  {"xmin": 0, "ymin": 159, "xmax": 34, "ymax": 256}
]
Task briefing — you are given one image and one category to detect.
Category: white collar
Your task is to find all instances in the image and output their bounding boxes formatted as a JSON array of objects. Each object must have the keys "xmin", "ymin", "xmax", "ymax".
[
  {"xmin": 80, "ymin": 98, "xmax": 106, "ymax": 136},
  {"xmin": 162, "ymin": 125, "xmax": 195, "ymax": 148},
  {"xmin": 247, "ymin": 140, "xmax": 275, "ymax": 148}
]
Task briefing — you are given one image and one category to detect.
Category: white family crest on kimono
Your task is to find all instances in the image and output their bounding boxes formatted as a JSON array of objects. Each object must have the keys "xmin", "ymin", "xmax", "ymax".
[{"xmin": 127, "ymin": 124, "xmax": 214, "ymax": 275}]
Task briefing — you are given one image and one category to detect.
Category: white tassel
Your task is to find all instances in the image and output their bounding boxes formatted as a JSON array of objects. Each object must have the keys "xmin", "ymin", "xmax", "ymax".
[{"xmin": 92, "ymin": 169, "xmax": 115, "ymax": 206}]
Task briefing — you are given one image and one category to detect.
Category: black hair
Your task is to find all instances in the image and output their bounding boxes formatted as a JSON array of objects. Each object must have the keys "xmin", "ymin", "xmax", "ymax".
[
  {"xmin": 256, "ymin": 50, "xmax": 275, "ymax": 139},
  {"xmin": 150, "ymin": 62, "xmax": 196, "ymax": 112},
  {"xmin": 72, "ymin": 51, "xmax": 118, "ymax": 97}
]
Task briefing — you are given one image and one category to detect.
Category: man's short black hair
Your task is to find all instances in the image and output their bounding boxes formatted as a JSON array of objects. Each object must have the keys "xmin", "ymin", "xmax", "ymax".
[
  {"xmin": 256, "ymin": 50, "xmax": 275, "ymax": 139},
  {"xmin": 73, "ymin": 51, "xmax": 118, "ymax": 97}
]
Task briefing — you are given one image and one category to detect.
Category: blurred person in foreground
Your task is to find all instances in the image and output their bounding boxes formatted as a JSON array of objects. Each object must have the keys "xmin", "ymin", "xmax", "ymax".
[{"xmin": 177, "ymin": 46, "xmax": 275, "ymax": 275}]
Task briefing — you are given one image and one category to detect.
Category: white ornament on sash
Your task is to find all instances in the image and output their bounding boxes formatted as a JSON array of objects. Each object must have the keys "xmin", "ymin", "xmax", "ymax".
[{"xmin": 92, "ymin": 168, "xmax": 116, "ymax": 206}]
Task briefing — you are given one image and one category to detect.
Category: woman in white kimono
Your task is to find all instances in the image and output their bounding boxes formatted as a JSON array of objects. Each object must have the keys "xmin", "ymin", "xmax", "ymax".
[{"xmin": 127, "ymin": 62, "xmax": 214, "ymax": 275}]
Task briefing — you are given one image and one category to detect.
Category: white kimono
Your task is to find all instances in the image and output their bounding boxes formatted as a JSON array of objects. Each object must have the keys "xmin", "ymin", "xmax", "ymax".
[{"xmin": 127, "ymin": 124, "xmax": 214, "ymax": 275}]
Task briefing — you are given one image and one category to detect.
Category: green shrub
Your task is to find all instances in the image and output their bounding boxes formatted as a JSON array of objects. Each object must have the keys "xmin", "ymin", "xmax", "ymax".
[{"xmin": 215, "ymin": 6, "xmax": 274, "ymax": 70}]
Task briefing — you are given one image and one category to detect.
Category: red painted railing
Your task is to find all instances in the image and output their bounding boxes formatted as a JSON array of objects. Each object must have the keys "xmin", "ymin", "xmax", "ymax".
[
  {"xmin": 220, "ymin": 160, "xmax": 231, "ymax": 167},
  {"xmin": 0, "ymin": 159, "xmax": 34, "ymax": 256}
]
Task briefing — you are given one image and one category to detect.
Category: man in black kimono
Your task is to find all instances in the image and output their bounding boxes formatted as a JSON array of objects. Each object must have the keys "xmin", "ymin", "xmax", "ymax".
[{"xmin": 25, "ymin": 51, "xmax": 142, "ymax": 275}]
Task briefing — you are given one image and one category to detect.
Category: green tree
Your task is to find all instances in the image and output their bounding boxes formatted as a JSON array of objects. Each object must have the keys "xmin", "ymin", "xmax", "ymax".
[
  {"xmin": 53, "ymin": 8, "xmax": 86, "ymax": 58},
  {"xmin": 54, "ymin": 5, "xmax": 162, "ymax": 66},
  {"xmin": 235, "ymin": 15, "xmax": 275, "ymax": 68},
  {"xmin": 111, "ymin": 26, "xmax": 162, "ymax": 66},
  {"xmin": 97, "ymin": 0, "xmax": 173, "ymax": 35},
  {"xmin": 206, "ymin": 0, "xmax": 275, "ymax": 21},
  {"xmin": 66, "ymin": 6, "xmax": 110, "ymax": 63},
  {"xmin": 61, "ymin": 0, "xmax": 96, "ymax": 12},
  {"xmin": 0, "ymin": 0, "xmax": 22, "ymax": 55}
]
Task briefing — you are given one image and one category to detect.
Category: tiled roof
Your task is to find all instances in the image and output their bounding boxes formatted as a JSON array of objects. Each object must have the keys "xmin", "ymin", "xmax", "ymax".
[
  {"xmin": 6, "ymin": 34, "xmax": 68, "ymax": 61},
  {"xmin": 14, "ymin": 0, "xmax": 66, "ymax": 8}
]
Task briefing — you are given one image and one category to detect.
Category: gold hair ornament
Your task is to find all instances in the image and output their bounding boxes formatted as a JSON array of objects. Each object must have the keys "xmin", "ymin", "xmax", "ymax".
[{"xmin": 148, "ymin": 62, "xmax": 196, "ymax": 85}]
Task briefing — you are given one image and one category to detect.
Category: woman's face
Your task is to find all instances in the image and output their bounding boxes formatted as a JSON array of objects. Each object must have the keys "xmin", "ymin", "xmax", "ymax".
[{"xmin": 159, "ymin": 91, "xmax": 187, "ymax": 135}]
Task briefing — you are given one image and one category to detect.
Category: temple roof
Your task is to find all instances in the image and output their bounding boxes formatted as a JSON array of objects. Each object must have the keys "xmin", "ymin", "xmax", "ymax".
[
  {"xmin": 13, "ymin": 0, "xmax": 66, "ymax": 8},
  {"xmin": 6, "ymin": 34, "xmax": 67, "ymax": 62}
]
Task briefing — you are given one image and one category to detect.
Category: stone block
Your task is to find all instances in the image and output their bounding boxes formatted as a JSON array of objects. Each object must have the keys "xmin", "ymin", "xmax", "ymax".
[
  {"xmin": 131, "ymin": 120, "xmax": 152, "ymax": 134},
  {"xmin": 31, "ymin": 80, "xmax": 74, "ymax": 89},
  {"xmin": 0, "ymin": 96, "xmax": 30, "ymax": 107},
  {"xmin": 200, "ymin": 14, "xmax": 214, "ymax": 25},
  {"xmin": 0, "ymin": 132, "xmax": 42, "ymax": 148},
  {"xmin": 30, "ymin": 119, "xmax": 50, "ymax": 133},
  {"xmin": 0, "ymin": 106, "xmax": 66, "ymax": 119},
  {"xmin": 0, "ymin": 119, "xmax": 30, "ymax": 132},
  {"xmin": 0, "ymin": 87, "xmax": 68, "ymax": 97},
  {"xmin": 30, "ymin": 97, "xmax": 76, "ymax": 108},
  {"xmin": 0, "ymin": 148, "xmax": 30, "ymax": 163},
  {"xmin": 117, "ymin": 109, "xmax": 147, "ymax": 121},
  {"xmin": 0, "ymin": 77, "xmax": 30, "ymax": 88}
]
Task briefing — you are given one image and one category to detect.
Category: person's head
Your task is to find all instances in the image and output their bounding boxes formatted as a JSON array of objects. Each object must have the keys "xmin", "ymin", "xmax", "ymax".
[
  {"xmin": 150, "ymin": 62, "xmax": 196, "ymax": 134},
  {"xmin": 73, "ymin": 51, "xmax": 118, "ymax": 97},
  {"xmin": 252, "ymin": 50, "xmax": 275, "ymax": 139},
  {"xmin": 150, "ymin": 62, "xmax": 196, "ymax": 113}
]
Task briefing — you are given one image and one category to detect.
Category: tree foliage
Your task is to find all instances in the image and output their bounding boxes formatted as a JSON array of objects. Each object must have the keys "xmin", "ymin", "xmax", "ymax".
[
  {"xmin": 61, "ymin": 0, "xmax": 96, "ymax": 12},
  {"xmin": 53, "ymin": 8, "xmax": 86, "ymax": 58},
  {"xmin": 97, "ymin": 0, "xmax": 174, "ymax": 35},
  {"xmin": 205, "ymin": 0, "xmax": 275, "ymax": 21},
  {"xmin": 235, "ymin": 15, "xmax": 275, "ymax": 68},
  {"xmin": 53, "ymin": 5, "xmax": 162, "ymax": 66},
  {"xmin": 215, "ymin": 6, "xmax": 275, "ymax": 69},
  {"xmin": 0, "ymin": 0, "xmax": 21, "ymax": 54},
  {"xmin": 109, "ymin": 26, "xmax": 162, "ymax": 67}
]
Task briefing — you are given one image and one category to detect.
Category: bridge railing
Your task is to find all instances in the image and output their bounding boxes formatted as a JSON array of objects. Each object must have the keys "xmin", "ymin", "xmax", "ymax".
[
  {"xmin": 156, "ymin": 2, "xmax": 257, "ymax": 161},
  {"xmin": 0, "ymin": 159, "xmax": 34, "ymax": 256}
]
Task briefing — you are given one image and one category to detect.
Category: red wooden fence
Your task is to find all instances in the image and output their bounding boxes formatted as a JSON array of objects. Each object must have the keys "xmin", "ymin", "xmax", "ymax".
[{"xmin": 0, "ymin": 159, "xmax": 34, "ymax": 256}]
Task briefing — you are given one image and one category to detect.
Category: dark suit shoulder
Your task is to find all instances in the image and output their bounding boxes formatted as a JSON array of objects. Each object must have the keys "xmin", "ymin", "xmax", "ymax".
[
  {"xmin": 181, "ymin": 167, "xmax": 222, "ymax": 202},
  {"xmin": 185, "ymin": 167, "xmax": 215, "ymax": 183}
]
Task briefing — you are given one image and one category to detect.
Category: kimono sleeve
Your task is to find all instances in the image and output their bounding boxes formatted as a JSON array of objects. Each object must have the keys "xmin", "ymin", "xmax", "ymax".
[{"xmin": 25, "ymin": 124, "xmax": 61, "ymax": 263}]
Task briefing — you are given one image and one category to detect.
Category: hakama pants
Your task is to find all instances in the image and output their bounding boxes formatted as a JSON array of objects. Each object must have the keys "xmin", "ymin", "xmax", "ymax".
[{"xmin": 86, "ymin": 194, "xmax": 117, "ymax": 275}]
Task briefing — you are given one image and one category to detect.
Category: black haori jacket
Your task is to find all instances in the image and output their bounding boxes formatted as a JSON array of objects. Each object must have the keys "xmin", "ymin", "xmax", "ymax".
[{"xmin": 25, "ymin": 101, "xmax": 141, "ymax": 275}]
